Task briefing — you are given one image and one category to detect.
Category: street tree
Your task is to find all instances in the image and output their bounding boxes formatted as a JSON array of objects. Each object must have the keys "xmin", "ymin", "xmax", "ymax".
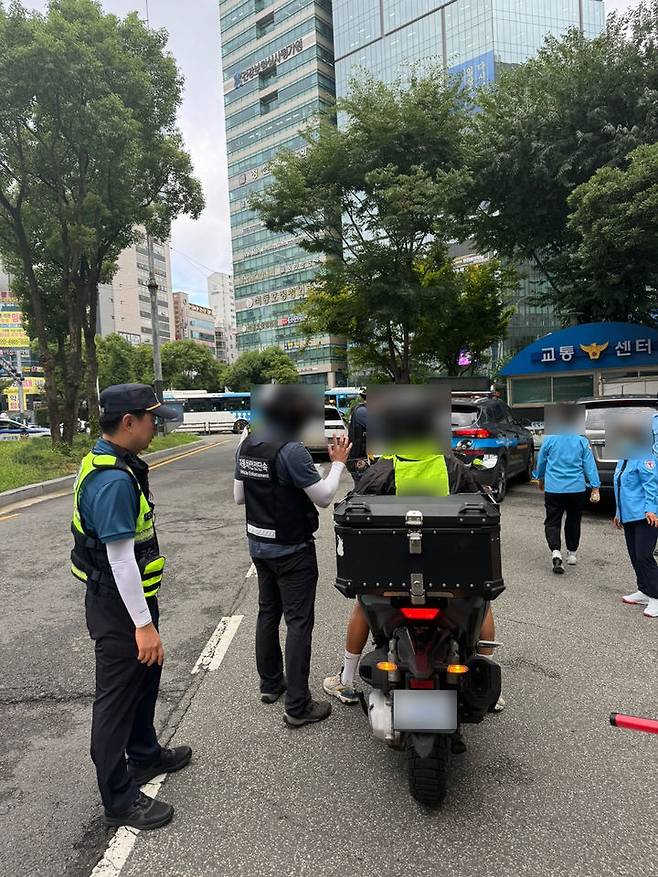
[
  {"xmin": 465, "ymin": 2, "xmax": 658, "ymax": 322},
  {"xmin": 252, "ymin": 73, "xmax": 493, "ymax": 383},
  {"xmin": 96, "ymin": 334, "xmax": 137, "ymax": 390},
  {"xmin": 161, "ymin": 339, "xmax": 228, "ymax": 392},
  {"xmin": 0, "ymin": 0, "xmax": 203, "ymax": 443},
  {"xmin": 566, "ymin": 143, "xmax": 658, "ymax": 324},
  {"xmin": 225, "ymin": 347, "xmax": 298, "ymax": 391}
]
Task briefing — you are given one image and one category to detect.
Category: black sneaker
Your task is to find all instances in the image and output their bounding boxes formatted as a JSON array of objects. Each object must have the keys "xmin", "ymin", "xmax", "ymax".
[
  {"xmin": 261, "ymin": 680, "xmax": 287, "ymax": 704},
  {"xmin": 127, "ymin": 745, "xmax": 192, "ymax": 787},
  {"xmin": 552, "ymin": 557, "xmax": 564, "ymax": 575},
  {"xmin": 283, "ymin": 699, "xmax": 332, "ymax": 728},
  {"xmin": 104, "ymin": 792, "xmax": 174, "ymax": 830},
  {"xmin": 451, "ymin": 730, "xmax": 467, "ymax": 755}
]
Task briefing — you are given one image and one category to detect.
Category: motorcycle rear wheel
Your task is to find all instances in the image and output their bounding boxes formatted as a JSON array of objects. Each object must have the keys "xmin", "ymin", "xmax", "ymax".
[{"xmin": 407, "ymin": 735, "xmax": 449, "ymax": 808}]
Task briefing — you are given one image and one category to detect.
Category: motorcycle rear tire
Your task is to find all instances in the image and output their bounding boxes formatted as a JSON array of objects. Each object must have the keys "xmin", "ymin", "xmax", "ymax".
[{"xmin": 407, "ymin": 734, "xmax": 449, "ymax": 808}]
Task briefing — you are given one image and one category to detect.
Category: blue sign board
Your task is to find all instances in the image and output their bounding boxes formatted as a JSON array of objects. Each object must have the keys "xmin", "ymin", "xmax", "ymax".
[
  {"xmin": 501, "ymin": 323, "xmax": 658, "ymax": 376},
  {"xmin": 448, "ymin": 51, "xmax": 495, "ymax": 91}
]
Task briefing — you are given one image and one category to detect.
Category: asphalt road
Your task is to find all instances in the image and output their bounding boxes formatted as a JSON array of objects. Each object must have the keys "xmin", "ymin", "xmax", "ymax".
[{"xmin": 1, "ymin": 441, "xmax": 657, "ymax": 877}]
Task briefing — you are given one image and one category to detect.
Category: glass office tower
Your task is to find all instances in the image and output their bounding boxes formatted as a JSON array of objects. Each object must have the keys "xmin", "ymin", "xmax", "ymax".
[
  {"xmin": 219, "ymin": 0, "xmax": 347, "ymax": 386},
  {"xmin": 332, "ymin": 0, "xmax": 606, "ymax": 354}
]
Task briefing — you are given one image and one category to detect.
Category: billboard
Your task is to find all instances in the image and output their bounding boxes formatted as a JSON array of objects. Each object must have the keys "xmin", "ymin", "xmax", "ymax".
[{"xmin": 0, "ymin": 294, "xmax": 30, "ymax": 349}]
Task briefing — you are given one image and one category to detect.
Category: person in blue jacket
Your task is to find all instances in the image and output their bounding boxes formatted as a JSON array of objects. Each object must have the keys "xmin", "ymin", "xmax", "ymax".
[
  {"xmin": 533, "ymin": 404, "xmax": 601, "ymax": 574},
  {"xmin": 615, "ymin": 419, "xmax": 658, "ymax": 619}
]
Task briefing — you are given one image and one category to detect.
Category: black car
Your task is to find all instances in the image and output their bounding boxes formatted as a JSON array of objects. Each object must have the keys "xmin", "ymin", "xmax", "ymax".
[{"xmin": 451, "ymin": 394, "xmax": 535, "ymax": 500}]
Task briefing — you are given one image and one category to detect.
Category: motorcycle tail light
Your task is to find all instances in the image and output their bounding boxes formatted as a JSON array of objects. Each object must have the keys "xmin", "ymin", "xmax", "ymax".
[
  {"xmin": 409, "ymin": 678, "xmax": 435, "ymax": 690},
  {"xmin": 447, "ymin": 664, "xmax": 469, "ymax": 675},
  {"xmin": 453, "ymin": 428, "xmax": 492, "ymax": 438},
  {"xmin": 376, "ymin": 661, "xmax": 398, "ymax": 672},
  {"xmin": 400, "ymin": 607, "xmax": 441, "ymax": 621}
]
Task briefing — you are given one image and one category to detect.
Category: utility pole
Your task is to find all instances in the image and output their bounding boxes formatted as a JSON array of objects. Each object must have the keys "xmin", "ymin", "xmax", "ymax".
[{"xmin": 147, "ymin": 234, "xmax": 164, "ymax": 404}]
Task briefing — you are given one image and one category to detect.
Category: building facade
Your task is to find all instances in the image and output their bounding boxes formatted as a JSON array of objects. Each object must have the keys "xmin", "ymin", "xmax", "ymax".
[
  {"xmin": 219, "ymin": 0, "xmax": 347, "ymax": 387},
  {"xmin": 332, "ymin": 0, "xmax": 606, "ymax": 355},
  {"xmin": 173, "ymin": 292, "xmax": 217, "ymax": 351},
  {"xmin": 99, "ymin": 238, "xmax": 175, "ymax": 346},
  {"xmin": 208, "ymin": 271, "xmax": 238, "ymax": 363}
]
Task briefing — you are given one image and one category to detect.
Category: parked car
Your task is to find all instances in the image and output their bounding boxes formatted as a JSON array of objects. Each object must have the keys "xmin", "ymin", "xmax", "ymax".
[
  {"xmin": 451, "ymin": 393, "xmax": 535, "ymax": 500},
  {"xmin": 0, "ymin": 416, "xmax": 51, "ymax": 441},
  {"xmin": 305, "ymin": 405, "xmax": 349, "ymax": 460},
  {"xmin": 575, "ymin": 396, "xmax": 658, "ymax": 494}
]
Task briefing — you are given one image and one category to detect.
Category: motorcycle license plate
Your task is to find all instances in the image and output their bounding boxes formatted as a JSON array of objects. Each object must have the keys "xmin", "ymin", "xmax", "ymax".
[{"xmin": 392, "ymin": 690, "xmax": 458, "ymax": 732}]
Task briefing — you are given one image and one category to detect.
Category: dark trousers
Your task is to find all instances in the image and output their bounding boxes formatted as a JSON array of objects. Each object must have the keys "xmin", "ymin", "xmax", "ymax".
[
  {"xmin": 253, "ymin": 545, "xmax": 319, "ymax": 717},
  {"xmin": 85, "ymin": 587, "xmax": 162, "ymax": 815},
  {"xmin": 544, "ymin": 491, "xmax": 587, "ymax": 553},
  {"xmin": 623, "ymin": 519, "xmax": 658, "ymax": 599}
]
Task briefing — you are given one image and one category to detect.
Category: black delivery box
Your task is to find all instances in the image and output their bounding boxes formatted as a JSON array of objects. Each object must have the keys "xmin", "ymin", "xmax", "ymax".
[{"xmin": 333, "ymin": 494, "xmax": 504, "ymax": 599}]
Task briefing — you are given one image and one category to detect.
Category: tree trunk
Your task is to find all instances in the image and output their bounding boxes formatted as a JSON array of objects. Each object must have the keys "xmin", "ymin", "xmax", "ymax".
[{"xmin": 84, "ymin": 322, "xmax": 100, "ymax": 437}]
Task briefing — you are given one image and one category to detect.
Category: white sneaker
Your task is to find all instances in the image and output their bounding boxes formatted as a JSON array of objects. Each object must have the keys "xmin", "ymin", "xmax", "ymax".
[
  {"xmin": 567, "ymin": 553, "xmax": 577, "ymax": 566},
  {"xmin": 643, "ymin": 598, "xmax": 658, "ymax": 618},
  {"xmin": 492, "ymin": 694, "xmax": 506, "ymax": 713},
  {"xmin": 323, "ymin": 670, "xmax": 359, "ymax": 705},
  {"xmin": 622, "ymin": 590, "xmax": 650, "ymax": 605}
]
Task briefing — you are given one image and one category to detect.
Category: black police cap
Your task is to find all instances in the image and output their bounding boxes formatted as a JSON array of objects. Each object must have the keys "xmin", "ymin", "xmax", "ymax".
[{"xmin": 99, "ymin": 384, "xmax": 179, "ymax": 421}]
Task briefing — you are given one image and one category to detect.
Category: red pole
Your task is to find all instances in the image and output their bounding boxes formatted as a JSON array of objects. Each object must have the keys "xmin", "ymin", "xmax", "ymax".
[{"xmin": 610, "ymin": 713, "xmax": 658, "ymax": 735}]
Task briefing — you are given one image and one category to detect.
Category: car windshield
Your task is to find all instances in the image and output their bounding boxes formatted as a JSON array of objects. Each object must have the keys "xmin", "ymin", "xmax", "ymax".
[
  {"xmin": 585, "ymin": 404, "xmax": 658, "ymax": 431},
  {"xmin": 325, "ymin": 407, "xmax": 343, "ymax": 422},
  {"xmin": 451, "ymin": 406, "xmax": 479, "ymax": 428},
  {"xmin": 0, "ymin": 419, "xmax": 22, "ymax": 429}
]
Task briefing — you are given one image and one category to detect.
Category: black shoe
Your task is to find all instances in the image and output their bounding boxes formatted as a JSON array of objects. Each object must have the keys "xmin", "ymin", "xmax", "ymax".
[
  {"xmin": 261, "ymin": 680, "xmax": 287, "ymax": 704},
  {"xmin": 127, "ymin": 745, "xmax": 192, "ymax": 787},
  {"xmin": 451, "ymin": 730, "xmax": 467, "ymax": 755},
  {"xmin": 552, "ymin": 557, "xmax": 564, "ymax": 575},
  {"xmin": 284, "ymin": 699, "xmax": 332, "ymax": 728},
  {"xmin": 104, "ymin": 791, "xmax": 174, "ymax": 830}
]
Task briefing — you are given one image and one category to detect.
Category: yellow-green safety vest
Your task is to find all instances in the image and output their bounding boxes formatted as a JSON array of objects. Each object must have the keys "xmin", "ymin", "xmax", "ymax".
[
  {"xmin": 384, "ymin": 453, "xmax": 450, "ymax": 497},
  {"xmin": 71, "ymin": 452, "xmax": 165, "ymax": 597}
]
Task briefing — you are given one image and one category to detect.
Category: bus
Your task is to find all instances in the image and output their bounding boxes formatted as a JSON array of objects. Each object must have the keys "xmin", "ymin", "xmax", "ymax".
[
  {"xmin": 324, "ymin": 387, "xmax": 364, "ymax": 416},
  {"xmin": 163, "ymin": 386, "xmax": 365, "ymax": 434},
  {"xmin": 163, "ymin": 390, "xmax": 252, "ymax": 434}
]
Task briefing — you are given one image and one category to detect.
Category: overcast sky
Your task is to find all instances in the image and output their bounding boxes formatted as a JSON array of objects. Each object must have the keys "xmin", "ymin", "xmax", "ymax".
[{"xmin": 25, "ymin": 0, "xmax": 639, "ymax": 304}]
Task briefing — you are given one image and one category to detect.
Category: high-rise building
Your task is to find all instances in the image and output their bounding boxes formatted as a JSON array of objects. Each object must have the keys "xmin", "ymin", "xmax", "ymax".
[
  {"xmin": 332, "ymin": 0, "xmax": 606, "ymax": 355},
  {"xmin": 208, "ymin": 271, "xmax": 238, "ymax": 363},
  {"xmin": 100, "ymin": 238, "xmax": 175, "ymax": 346},
  {"xmin": 173, "ymin": 291, "xmax": 217, "ymax": 351},
  {"xmin": 219, "ymin": 0, "xmax": 347, "ymax": 387}
]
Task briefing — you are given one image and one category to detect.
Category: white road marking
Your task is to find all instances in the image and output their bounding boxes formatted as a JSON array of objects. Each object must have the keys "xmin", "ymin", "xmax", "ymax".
[
  {"xmin": 191, "ymin": 614, "xmax": 244, "ymax": 675},
  {"xmin": 91, "ymin": 614, "xmax": 244, "ymax": 875},
  {"xmin": 246, "ymin": 562, "xmax": 256, "ymax": 578}
]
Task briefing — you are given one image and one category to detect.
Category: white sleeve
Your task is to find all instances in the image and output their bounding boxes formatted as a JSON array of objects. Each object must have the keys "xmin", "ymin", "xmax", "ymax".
[
  {"xmin": 304, "ymin": 461, "xmax": 345, "ymax": 509},
  {"xmin": 234, "ymin": 479, "xmax": 245, "ymax": 505},
  {"xmin": 106, "ymin": 539, "xmax": 152, "ymax": 629}
]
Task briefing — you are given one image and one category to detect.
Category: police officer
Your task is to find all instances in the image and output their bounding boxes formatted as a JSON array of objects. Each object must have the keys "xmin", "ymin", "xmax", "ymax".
[
  {"xmin": 72, "ymin": 384, "xmax": 191, "ymax": 829},
  {"xmin": 234, "ymin": 385, "xmax": 351, "ymax": 728}
]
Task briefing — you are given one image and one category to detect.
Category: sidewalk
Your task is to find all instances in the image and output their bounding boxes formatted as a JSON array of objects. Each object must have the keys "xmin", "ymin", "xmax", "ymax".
[{"xmin": 105, "ymin": 491, "xmax": 657, "ymax": 877}]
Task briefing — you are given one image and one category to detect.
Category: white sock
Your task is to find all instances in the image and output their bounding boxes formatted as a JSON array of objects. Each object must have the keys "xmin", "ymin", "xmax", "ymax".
[
  {"xmin": 341, "ymin": 651, "xmax": 361, "ymax": 687},
  {"xmin": 552, "ymin": 550, "xmax": 562, "ymax": 559}
]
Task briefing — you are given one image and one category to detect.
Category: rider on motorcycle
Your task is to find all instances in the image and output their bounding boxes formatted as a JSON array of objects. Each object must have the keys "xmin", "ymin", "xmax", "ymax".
[{"xmin": 323, "ymin": 404, "xmax": 505, "ymax": 716}]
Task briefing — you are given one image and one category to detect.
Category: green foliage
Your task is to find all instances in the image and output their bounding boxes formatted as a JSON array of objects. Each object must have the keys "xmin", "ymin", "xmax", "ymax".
[
  {"xmin": 96, "ymin": 334, "xmax": 137, "ymax": 390},
  {"xmin": 225, "ymin": 347, "xmax": 299, "ymax": 391},
  {"xmin": 161, "ymin": 339, "xmax": 227, "ymax": 392},
  {"xmin": 0, "ymin": 0, "xmax": 203, "ymax": 442},
  {"xmin": 465, "ymin": 1, "xmax": 658, "ymax": 322},
  {"xmin": 567, "ymin": 143, "xmax": 658, "ymax": 323},
  {"xmin": 253, "ymin": 73, "xmax": 511, "ymax": 381}
]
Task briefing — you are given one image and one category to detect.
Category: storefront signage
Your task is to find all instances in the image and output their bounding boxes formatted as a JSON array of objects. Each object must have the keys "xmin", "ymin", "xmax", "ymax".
[
  {"xmin": 232, "ymin": 37, "xmax": 304, "ymax": 90},
  {"xmin": 502, "ymin": 322, "xmax": 658, "ymax": 377}
]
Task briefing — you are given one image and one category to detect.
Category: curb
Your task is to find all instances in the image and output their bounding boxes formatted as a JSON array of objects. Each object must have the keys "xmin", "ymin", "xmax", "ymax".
[{"xmin": 0, "ymin": 439, "xmax": 208, "ymax": 512}]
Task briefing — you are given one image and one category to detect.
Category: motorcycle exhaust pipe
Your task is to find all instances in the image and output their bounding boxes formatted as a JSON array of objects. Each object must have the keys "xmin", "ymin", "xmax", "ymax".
[{"xmin": 610, "ymin": 712, "xmax": 658, "ymax": 735}]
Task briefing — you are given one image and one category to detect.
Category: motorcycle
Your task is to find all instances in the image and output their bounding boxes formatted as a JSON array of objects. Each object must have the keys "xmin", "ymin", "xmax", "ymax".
[{"xmin": 334, "ymin": 491, "xmax": 504, "ymax": 807}]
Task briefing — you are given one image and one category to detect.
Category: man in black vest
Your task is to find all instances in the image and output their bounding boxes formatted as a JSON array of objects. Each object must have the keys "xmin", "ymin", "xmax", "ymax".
[{"xmin": 234, "ymin": 385, "xmax": 351, "ymax": 727}]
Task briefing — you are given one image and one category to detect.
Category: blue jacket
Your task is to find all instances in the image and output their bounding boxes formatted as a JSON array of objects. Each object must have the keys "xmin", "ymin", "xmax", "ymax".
[
  {"xmin": 533, "ymin": 434, "xmax": 601, "ymax": 494},
  {"xmin": 614, "ymin": 457, "xmax": 658, "ymax": 524}
]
